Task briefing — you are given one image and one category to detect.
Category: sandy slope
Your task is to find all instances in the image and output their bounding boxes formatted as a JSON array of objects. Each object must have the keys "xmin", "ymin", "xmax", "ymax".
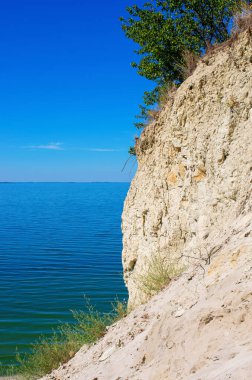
[{"xmin": 42, "ymin": 213, "xmax": 252, "ymax": 380}]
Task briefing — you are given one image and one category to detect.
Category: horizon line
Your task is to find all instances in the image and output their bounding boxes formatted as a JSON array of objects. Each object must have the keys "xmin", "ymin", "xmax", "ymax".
[{"xmin": 0, "ymin": 181, "xmax": 131, "ymax": 184}]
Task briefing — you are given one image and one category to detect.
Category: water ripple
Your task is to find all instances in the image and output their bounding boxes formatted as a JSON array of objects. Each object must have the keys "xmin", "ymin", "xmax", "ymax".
[{"xmin": 0, "ymin": 183, "xmax": 129, "ymax": 368}]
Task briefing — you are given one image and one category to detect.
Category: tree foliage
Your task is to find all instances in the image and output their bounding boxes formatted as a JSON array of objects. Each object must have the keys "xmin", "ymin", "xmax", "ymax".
[{"xmin": 121, "ymin": 0, "xmax": 251, "ymax": 111}]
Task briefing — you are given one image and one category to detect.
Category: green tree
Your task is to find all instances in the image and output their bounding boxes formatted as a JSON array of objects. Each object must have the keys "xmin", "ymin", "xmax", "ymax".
[{"xmin": 121, "ymin": 0, "xmax": 250, "ymax": 113}]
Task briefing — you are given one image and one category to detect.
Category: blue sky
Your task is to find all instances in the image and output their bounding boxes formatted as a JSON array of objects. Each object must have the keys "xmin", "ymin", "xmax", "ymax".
[{"xmin": 0, "ymin": 0, "xmax": 150, "ymax": 182}]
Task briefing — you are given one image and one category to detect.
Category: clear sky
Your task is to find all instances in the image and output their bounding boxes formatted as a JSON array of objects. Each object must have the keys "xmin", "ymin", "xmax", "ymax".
[{"xmin": 0, "ymin": 0, "xmax": 150, "ymax": 182}]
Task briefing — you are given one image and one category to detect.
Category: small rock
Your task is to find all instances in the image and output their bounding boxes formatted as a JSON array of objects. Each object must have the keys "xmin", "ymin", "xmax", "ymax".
[
  {"xmin": 99, "ymin": 345, "xmax": 117, "ymax": 362},
  {"xmin": 212, "ymin": 356, "xmax": 220, "ymax": 361},
  {"xmin": 167, "ymin": 341, "xmax": 175, "ymax": 349},
  {"xmin": 174, "ymin": 308, "xmax": 185, "ymax": 318},
  {"xmin": 116, "ymin": 339, "xmax": 122, "ymax": 347},
  {"xmin": 141, "ymin": 355, "xmax": 146, "ymax": 364}
]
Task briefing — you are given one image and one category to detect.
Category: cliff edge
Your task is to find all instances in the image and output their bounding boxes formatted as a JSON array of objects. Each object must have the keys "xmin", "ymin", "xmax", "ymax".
[{"xmin": 122, "ymin": 30, "xmax": 252, "ymax": 308}]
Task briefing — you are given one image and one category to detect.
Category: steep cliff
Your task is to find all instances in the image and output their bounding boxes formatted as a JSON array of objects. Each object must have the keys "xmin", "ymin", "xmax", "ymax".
[
  {"xmin": 122, "ymin": 30, "xmax": 252, "ymax": 308},
  {"xmin": 43, "ymin": 30, "xmax": 252, "ymax": 380}
]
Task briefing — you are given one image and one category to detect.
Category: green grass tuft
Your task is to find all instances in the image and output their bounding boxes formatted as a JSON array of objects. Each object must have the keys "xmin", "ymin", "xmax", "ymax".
[
  {"xmin": 137, "ymin": 254, "xmax": 184, "ymax": 300},
  {"xmin": 3, "ymin": 299, "xmax": 127, "ymax": 380}
]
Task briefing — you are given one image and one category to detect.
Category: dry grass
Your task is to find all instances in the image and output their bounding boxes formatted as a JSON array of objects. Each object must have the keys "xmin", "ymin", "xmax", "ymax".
[
  {"xmin": 136, "ymin": 254, "xmax": 184, "ymax": 300},
  {"xmin": 158, "ymin": 82, "xmax": 178, "ymax": 108},
  {"xmin": 226, "ymin": 95, "xmax": 239, "ymax": 109},
  {"xmin": 233, "ymin": 2, "xmax": 252, "ymax": 34},
  {"xmin": 202, "ymin": 3, "xmax": 252, "ymax": 58},
  {"xmin": 148, "ymin": 109, "xmax": 160, "ymax": 120},
  {"xmin": 3, "ymin": 299, "xmax": 127, "ymax": 380},
  {"xmin": 178, "ymin": 50, "xmax": 199, "ymax": 81}
]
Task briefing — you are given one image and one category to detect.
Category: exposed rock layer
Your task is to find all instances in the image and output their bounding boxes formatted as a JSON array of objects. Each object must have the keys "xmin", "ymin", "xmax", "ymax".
[{"xmin": 122, "ymin": 30, "xmax": 252, "ymax": 307}]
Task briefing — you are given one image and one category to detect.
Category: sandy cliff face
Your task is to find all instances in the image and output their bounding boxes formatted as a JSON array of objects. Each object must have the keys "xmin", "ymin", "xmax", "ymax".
[
  {"xmin": 122, "ymin": 30, "xmax": 252, "ymax": 308},
  {"xmin": 43, "ymin": 31, "xmax": 252, "ymax": 380}
]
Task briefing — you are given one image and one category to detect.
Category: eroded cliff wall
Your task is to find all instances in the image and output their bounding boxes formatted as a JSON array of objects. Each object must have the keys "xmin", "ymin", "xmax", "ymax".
[
  {"xmin": 43, "ymin": 30, "xmax": 252, "ymax": 380},
  {"xmin": 122, "ymin": 30, "xmax": 252, "ymax": 307}
]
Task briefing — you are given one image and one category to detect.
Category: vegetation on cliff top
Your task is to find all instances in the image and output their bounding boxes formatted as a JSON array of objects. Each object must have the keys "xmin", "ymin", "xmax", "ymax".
[{"xmin": 120, "ymin": 0, "xmax": 252, "ymax": 139}]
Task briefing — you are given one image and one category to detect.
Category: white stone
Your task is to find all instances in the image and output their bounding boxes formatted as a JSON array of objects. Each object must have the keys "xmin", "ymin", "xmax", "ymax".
[
  {"xmin": 99, "ymin": 345, "xmax": 117, "ymax": 362},
  {"xmin": 174, "ymin": 308, "xmax": 186, "ymax": 318}
]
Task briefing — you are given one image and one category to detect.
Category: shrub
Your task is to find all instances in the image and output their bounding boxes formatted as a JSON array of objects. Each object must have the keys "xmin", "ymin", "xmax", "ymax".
[
  {"xmin": 128, "ymin": 146, "xmax": 136, "ymax": 156},
  {"xmin": 16, "ymin": 329, "xmax": 82, "ymax": 379},
  {"xmin": 10, "ymin": 299, "xmax": 127, "ymax": 380},
  {"xmin": 121, "ymin": 0, "xmax": 250, "ymax": 109}
]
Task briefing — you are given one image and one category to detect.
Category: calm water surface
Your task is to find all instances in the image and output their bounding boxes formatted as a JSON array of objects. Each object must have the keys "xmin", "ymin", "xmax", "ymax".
[{"xmin": 0, "ymin": 183, "xmax": 129, "ymax": 369}]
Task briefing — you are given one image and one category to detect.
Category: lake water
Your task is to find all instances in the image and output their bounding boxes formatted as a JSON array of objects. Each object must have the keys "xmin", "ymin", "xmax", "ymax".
[{"xmin": 0, "ymin": 183, "xmax": 129, "ymax": 370}]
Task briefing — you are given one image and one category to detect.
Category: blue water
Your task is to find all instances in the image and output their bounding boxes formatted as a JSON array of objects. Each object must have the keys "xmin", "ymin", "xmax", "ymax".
[{"xmin": 0, "ymin": 183, "xmax": 129, "ymax": 369}]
